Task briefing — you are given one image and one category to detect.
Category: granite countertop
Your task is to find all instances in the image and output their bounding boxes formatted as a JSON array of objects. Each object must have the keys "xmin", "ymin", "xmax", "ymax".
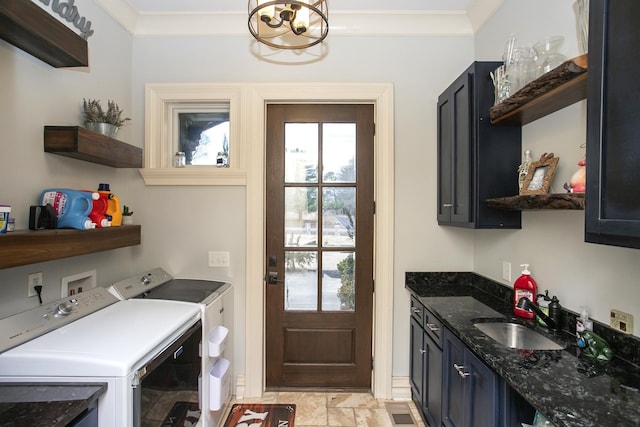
[
  {"xmin": 0, "ymin": 383, "xmax": 106, "ymax": 426},
  {"xmin": 406, "ymin": 272, "xmax": 640, "ymax": 427}
]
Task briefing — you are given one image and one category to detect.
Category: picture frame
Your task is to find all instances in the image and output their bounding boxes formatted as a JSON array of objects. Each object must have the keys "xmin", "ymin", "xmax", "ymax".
[{"xmin": 520, "ymin": 153, "xmax": 559, "ymax": 195}]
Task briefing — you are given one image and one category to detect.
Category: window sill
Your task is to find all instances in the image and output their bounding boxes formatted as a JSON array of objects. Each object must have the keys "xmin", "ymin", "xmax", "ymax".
[{"xmin": 138, "ymin": 168, "xmax": 247, "ymax": 186}]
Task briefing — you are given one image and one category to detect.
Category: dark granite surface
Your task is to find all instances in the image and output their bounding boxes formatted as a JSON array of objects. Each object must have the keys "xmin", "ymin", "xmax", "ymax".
[
  {"xmin": 406, "ymin": 272, "xmax": 640, "ymax": 427},
  {"xmin": 0, "ymin": 383, "xmax": 106, "ymax": 426}
]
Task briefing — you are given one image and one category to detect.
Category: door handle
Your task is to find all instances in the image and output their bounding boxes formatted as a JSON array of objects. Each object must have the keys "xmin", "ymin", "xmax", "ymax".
[{"xmin": 267, "ymin": 271, "xmax": 285, "ymax": 285}]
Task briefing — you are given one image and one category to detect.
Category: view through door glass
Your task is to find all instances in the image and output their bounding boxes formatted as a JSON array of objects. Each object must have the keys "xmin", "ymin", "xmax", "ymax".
[{"xmin": 266, "ymin": 104, "xmax": 374, "ymax": 388}]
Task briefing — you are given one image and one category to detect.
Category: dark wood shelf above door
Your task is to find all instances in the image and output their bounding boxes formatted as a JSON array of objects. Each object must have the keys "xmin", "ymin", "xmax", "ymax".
[
  {"xmin": 0, "ymin": 0, "xmax": 88, "ymax": 68},
  {"xmin": 0, "ymin": 225, "xmax": 141, "ymax": 269},
  {"xmin": 486, "ymin": 193, "xmax": 585, "ymax": 211},
  {"xmin": 490, "ymin": 55, "xmax": 588, "ymax": 126},
  {"xmin": 44, "ymin": 126, "xmax": 143, "ymax": 168}
]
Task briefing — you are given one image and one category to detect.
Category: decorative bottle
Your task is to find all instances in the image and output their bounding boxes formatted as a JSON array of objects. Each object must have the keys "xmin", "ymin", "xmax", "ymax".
[{"xmin": 517, "ymin": 150, "xmax": 532, "ymax": 193}]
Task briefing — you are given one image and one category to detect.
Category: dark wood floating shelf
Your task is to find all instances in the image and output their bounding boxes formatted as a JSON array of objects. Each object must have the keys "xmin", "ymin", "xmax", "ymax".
[
  {"xmin": 0, "ymin": 0, "xmax": 88, "ymax": 68},
  {"xmin": 44, "ymin": 126, "xmax": 143, "ymax": 168},
  {"xmin": 0, "ymin": 225, "xmax": 141, "ymax": 269},
  {"xmin": 487, "ymin": 193, "xmax": 585, "ymax": 211},
  {"xmin": 490, "ymin": 54, "xmax": 588, "ymax": 126}
]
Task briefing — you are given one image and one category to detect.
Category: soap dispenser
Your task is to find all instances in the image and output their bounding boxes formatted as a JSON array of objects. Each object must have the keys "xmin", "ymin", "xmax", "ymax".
[
  {"xmin": 513, "ymin": 264, "xmax": 538, "ymax": 319},
  {"xmin": 536, "ymin": 290, "xmax": 551, "ymax": 327}
]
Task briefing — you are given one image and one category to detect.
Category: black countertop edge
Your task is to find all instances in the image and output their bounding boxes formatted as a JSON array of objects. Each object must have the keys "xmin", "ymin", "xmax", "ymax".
[
  {"xmin": 0, "ymin": 382, "xmax": 106, "ymax": 426},
  {"xmin": 405, "ymin": 271, "xmax": 640, "ymax": 427}
]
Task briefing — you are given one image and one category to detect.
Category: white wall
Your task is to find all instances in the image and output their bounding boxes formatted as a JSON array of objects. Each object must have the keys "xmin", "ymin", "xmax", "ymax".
[
  {"xmin": 0, "ymin": 2, "xmax": 135, "ymax": 315},
  {"xmin": 474, "ymin": 0, "xmax": 640, "ymax": 332}
]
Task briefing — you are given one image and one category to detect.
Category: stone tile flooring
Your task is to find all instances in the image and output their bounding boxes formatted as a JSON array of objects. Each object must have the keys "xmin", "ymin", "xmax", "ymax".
[{"xmin": 229, "ymin": 392, "xmax": 426, "ymax": 427}]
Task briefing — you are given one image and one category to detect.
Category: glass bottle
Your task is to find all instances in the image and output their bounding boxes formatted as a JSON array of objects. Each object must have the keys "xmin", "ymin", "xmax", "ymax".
[
  {"xmin": 518, "ymin": 150, "xmax": 532, "ymax": 193},
  {"xmin": 174, "ymin": 151, "xmax": 186, "ymax": 168}
]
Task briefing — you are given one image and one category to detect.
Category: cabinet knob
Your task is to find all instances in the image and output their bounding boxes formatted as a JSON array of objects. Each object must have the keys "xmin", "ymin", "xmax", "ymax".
[
  {"xmin": 419, "ymin": 349, "xmax": 426, "ymax": 355},
  {"xmin": 454, "ymin": 363, "xmax": 471, "ymax": 378},
  {"xmin": 411, "ymin": 307, "xmax": 421, "ymax": 314}
]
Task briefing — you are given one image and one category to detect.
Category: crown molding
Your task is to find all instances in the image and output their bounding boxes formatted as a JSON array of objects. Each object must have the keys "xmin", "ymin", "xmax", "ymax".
[{"xmin": 96, "ymin": 0, "xmax": 503, "ymax": 37}]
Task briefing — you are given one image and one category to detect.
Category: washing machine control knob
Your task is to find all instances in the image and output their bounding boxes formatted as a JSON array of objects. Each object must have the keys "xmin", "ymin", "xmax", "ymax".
[
  {"xmin": 55, "ymin": 302, "xmax": 73, "ymax": 316},
  {"xmin": 140, "ymin": 275, "xmax": 151, "ymax": 286}
]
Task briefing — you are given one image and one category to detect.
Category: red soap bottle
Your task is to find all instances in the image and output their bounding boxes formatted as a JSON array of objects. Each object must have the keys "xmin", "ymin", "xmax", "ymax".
[{"xmin": 513, "ymin": 264, "xmax": 538, "ymax": 319}]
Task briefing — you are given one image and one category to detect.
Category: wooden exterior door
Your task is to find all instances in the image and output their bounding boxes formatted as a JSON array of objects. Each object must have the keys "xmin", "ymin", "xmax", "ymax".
[{"xmin": 265, "ymin": 104, "xmax": 375, "ymax": 388}]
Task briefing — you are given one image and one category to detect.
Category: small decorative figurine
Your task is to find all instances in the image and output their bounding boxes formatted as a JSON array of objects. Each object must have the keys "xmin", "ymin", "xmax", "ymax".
[
  {"xmin": 577, "ymin": 330, "xmax": 613, "ymax": 361},
  {"xmin": 567, "ymin": 156, "xmax": 586, "ymax": 193}
]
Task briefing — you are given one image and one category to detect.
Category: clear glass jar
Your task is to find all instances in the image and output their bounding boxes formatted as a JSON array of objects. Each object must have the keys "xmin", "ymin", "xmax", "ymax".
[
  {"xmin": 506, "ymin": 47, "xmax": 537, "ymax": 93},
  {"xmin": 518, "ymin": 150, "xmax": 533, "ymax": 192},
  {"xmin": 174, "ymin": 151, "xmax": 186, "ymax": 168}
]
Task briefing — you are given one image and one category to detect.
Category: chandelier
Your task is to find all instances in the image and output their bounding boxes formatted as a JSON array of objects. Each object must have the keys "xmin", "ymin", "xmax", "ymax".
[{"xmin": 248, "ymin": 0, "xmax": 329, "ymax": 49}]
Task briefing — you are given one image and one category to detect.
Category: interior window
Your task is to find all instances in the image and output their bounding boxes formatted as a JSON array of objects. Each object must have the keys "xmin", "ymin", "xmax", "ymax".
[{"xmin": 178, "ymin": 110, "xmax": 230, "ymax": 167}]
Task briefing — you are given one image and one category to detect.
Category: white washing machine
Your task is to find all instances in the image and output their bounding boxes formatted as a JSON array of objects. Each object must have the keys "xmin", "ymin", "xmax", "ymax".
[
  {"xmin": 109, "ymin": 268, "xmax": 233, "ymax": 427},
  {"xmin": 0, "ymin": 287, "xmax": 203, "ymax": 426}
]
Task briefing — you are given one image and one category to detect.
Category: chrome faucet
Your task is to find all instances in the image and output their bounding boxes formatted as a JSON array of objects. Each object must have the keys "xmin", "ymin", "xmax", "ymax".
[{"xmin": 516, "ymin": 297, "xmax": 558, "ymax": 330}]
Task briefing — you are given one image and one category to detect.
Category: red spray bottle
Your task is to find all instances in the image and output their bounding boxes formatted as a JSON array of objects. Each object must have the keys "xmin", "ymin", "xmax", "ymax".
[{"xmin": 513, "ymin": 264, "xmax": 538, "ymax": 319}]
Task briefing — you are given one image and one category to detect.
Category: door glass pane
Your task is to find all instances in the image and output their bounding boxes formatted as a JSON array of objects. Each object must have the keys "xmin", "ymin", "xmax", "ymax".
[
  {"xmin": 285, "ymin": 187, "xmax": 318, "ymax": 247},
  {"xmin": 285, "ymin": 251, "xmax": 317, "ymax": 311},
  {"xmin": 322, "ymin": 187, "xmax": 356, "ymax": 247},
  {"xmin": 323, "ymin": 123, "xmax": 356, "ymax": 183},
  {"xmin": 322, "ymin": 251, "xmax": 355, "ymax": 311},
  {"xmin": 285, "ymin": 123, "xmax": 318, "ymax": 183}
]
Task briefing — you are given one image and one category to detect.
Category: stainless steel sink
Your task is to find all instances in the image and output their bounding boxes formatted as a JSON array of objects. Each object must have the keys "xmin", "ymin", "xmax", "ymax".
[{"xmin": 473, "ymin": 322, "xmax": 565, "ymax": 350}]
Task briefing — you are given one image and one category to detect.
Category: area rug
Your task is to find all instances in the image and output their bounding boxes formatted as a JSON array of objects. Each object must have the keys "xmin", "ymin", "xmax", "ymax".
[
  {"xmin": 161, "ymin": 401, "xmax": 201, "ymax": 427},
  {"xmin": 223, "ymin": 403, "xmax": 296, "ymax": 427}
]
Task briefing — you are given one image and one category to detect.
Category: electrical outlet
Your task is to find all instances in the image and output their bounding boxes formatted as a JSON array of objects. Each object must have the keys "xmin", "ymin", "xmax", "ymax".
[
  {"xmin": 27, "ymin": 272, "xmax": 43, "ymax": 297},
  {"xmin": 208, "ymin": 251, "xmax": 230, "ymax": 267},
  {"xmin": 502, "ymin": 261, "xmax": 511, "ymax": 282},
  {"xmin": 610, "ymin": 309, "xmax": 634, "ymax": 334}
]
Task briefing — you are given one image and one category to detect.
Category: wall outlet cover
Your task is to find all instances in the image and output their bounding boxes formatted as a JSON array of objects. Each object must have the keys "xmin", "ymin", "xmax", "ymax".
[
  {"xmin": 209, "ymin": 251, "xmax": 230, "ymax": 267},
  {"xmin": 502, "ymin": 261, "xmax": 511, "ymax": 282},
  {"xmin": 610, "ymin": 308, "xmax": 634, "ymax": 334},
  {"xmin": 61, "ymin": 270, "xmax": 97, "ymax": 297}
]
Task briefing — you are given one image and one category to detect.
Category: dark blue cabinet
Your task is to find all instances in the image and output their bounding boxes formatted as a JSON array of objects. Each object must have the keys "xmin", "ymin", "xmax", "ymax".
[
  {"xmin": 437, "ymin": 61, "xmax": 522, "ymax": 229},
  {"xmin": 442, "ymin": 328, "xmax": 501, "ymax": 427},
  {"xmin": 585, "ymin": 0, "xmax": 640, "ymax": 249},
  {"xmin": 409, "ymin": 298, "xmax": 442, "ymax": 427}
]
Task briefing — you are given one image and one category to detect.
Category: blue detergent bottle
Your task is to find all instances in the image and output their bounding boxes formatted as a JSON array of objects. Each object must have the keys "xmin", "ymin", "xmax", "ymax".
[{"xmin": 40, "ymin": 189, "xmax": 95, "ymax": 230}]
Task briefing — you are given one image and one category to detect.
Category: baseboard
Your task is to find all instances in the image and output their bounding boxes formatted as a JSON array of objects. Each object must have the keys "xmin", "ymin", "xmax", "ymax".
[
  {"xmin": 391, "ymin": 376, "xmax": 411, "ymax": 401},
  {"xmin": 234, "ymin": 374, "xmax": 245, "ymax": 399}
]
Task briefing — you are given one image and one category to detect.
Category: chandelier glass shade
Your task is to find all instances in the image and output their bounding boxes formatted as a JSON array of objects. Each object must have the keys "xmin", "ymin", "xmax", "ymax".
[{"xmin": 248, "ymin": 0, "xmax": 329, "ymax": 49}]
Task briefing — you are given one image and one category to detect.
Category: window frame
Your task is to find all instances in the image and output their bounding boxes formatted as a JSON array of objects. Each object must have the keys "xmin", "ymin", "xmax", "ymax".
[{"xmin": 140, "ymin": 83, "xmax": 245, "ymax": 186}]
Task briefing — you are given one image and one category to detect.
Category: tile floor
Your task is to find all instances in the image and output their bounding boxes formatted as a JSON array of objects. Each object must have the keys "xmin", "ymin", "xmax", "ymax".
[{"xmin": 229, "ymin": 392, "xmax": 426, "ymax": 427}]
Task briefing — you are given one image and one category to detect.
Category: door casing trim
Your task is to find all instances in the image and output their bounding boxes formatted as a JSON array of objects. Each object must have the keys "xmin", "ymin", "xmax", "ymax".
[{"xmin": 244, "ymin": 83, "xmax": 394, "ymax": 398}]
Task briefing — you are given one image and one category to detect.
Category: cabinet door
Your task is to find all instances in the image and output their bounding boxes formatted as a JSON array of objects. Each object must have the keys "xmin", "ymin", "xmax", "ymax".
[
  {"xmin": 466, "ymin": 348, "xmax": 500, "ymax": 427},
  {"xmin": 437, "ymin": 72, "xmax": 472, "ymax": 224},
  {"xmin": 437, "ymin": 62, "xmax": 521, "ymax": 229},
  {"xmin": 442, "ymin": 330, "xmax": 467, "ymax": 427},
  {"xmin": 423, "ymin": 331, "xmax": 442, "ymax": 427},
  {"xmin": 586, "ymin": 0, "xmax": 640, "ymax": 249},
  {"xmin": 442, "ymin": 329, "xmax": 501, "ymax": 427},
  {"xmin": 409, "ymin": 317, "xmax": 424, "ymax": 407}
]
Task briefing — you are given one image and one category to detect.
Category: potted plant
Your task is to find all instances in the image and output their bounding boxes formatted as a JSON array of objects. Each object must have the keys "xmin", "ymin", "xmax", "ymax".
[
  {"xmin": 83, "ymin": 98, "xmax": 131, "ymax": 138},
  {"xmin": 122, "ymin": 205, "xmax": 134, "ymax": 225}
]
